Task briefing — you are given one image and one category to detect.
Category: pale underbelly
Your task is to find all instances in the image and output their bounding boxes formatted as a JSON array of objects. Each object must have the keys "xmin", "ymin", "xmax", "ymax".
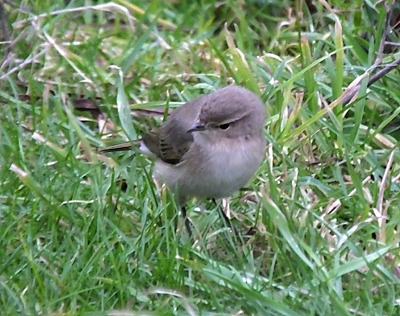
[{"xmin": 154, "ymin": 143, "xmax": 263, "ymax": 201}]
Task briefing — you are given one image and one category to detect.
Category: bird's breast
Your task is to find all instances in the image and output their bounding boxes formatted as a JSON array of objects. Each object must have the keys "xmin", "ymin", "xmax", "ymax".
[{"xmin": 153, "ymin": 134, "xmax": 265, "ymax": 202}]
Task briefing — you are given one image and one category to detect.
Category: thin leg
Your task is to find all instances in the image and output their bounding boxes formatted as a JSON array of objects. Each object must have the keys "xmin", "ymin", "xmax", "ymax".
[
  {"xmin": 181, "ymin": 205, "xmax": 193, "ymax": 237},
  {"xmin": 212, "ymin": 199, "xmax": 240, "ymax": 235}
]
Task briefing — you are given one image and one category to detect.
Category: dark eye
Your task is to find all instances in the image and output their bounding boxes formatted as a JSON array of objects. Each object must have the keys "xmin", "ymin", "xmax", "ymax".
[{"xmin": 219, "ymin": 123, "xmax": 230, "ymax": 130}]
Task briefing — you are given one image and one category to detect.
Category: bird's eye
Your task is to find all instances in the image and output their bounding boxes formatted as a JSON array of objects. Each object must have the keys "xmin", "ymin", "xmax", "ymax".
[{"xmin": 219, "ymin": 123, "xmax": 230, "ymax": 130}]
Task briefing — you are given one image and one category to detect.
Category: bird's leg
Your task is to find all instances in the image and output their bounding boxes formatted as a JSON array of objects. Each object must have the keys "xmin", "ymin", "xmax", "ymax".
[
  {"xmin": 181, "ymin": 205, "xmax": 193, "ymax": 237},
  {"xmin": 212, "ymin": 198, "xmax": 240, "ymax": 235}
]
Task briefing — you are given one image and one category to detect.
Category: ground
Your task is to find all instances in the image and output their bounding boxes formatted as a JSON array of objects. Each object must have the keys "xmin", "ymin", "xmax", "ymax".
[{"xmin": 1, "ymin": 0, "xmax": 400, "ymax": 315}]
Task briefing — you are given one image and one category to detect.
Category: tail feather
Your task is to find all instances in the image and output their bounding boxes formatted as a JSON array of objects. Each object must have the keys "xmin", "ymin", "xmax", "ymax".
[{"xmin": 98, "ymin": 141, "xmax": 140, "ymax": 153}]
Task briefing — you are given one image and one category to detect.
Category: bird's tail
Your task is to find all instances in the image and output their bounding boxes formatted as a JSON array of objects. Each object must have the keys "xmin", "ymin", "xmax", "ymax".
[{"xmin": 98, "ymin": 140, "xmax": 141, "ymax": 153}]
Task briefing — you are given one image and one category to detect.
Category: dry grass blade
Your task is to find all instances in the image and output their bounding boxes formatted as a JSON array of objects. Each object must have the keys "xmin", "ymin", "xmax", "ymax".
[{"xmin": 376, "ymin": 150, "xmax": 396, "ymax": 243}]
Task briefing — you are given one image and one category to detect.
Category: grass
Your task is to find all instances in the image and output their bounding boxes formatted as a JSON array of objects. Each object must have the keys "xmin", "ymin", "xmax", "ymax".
[{"xmin": 1, "ymin": 0, "xmax": 400, "ymax": 315}]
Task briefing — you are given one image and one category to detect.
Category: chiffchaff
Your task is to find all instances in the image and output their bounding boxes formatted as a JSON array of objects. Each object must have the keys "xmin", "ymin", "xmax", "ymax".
[{"xmin": 101, "ymin": 85, "xmax": 266, "ymax": 236}]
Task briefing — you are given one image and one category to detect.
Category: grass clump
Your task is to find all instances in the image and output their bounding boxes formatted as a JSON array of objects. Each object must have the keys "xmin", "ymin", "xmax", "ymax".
[{"xmin": 1, "ymin": 0, "xmax": 400, "ymax": 315}]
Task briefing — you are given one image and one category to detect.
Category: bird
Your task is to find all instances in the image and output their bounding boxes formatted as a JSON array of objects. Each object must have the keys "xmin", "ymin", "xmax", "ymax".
[{"xmin": 100, "ymin": 85, "xmax": 266, "ymax": 236}]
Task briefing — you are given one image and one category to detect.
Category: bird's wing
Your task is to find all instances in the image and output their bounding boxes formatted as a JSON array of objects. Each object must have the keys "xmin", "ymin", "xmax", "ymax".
[
  {"xmin": 143, "ymin": 118, "xmax": 194, "ymax": 165},
  {"xmin": 142, "ymin": 98, "xmax": 204, "ymax": 165}
]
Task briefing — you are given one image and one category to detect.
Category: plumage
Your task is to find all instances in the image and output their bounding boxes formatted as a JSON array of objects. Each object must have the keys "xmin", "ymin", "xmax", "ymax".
[{"xmin": 100, "ymin": 85, "xmax": 266, "ymax": 236}]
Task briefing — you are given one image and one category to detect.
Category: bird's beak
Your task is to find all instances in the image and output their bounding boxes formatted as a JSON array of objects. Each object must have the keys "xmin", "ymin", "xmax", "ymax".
[{"xmin": 186, "ymin": 123, "xmax": 206, "ymax": 133}]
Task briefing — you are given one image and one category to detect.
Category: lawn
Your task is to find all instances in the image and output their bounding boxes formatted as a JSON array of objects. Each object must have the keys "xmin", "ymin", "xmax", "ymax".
[{"xmin": 1, "ymin": 0, "xmax": 400, "ymax": 315}]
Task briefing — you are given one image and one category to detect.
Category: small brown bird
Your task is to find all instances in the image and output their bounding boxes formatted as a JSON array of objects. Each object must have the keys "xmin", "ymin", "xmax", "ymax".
[{"xmin": 100, "ymin": 86, "xmax": 266, "ymax": 235}]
